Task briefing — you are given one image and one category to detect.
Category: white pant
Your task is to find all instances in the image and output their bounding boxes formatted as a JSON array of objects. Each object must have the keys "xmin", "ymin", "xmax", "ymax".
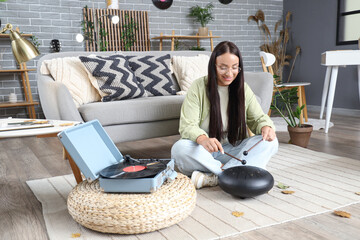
[{"xmin": 171, "ymin": 135, "xmax": 279, "ymax": 176}]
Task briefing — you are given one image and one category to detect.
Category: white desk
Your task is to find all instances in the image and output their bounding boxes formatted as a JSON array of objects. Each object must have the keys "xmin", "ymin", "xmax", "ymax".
[
  {"xmin": 320, "ymin": 50, "xmax": 360, "ymax": 133},
  {"xmin": 0, "ymin": 118, "xmax": 83, "ymax": 183},
  {"xmin": 0, "ymin": 118, "xmax": 79, "ymax": 138}
]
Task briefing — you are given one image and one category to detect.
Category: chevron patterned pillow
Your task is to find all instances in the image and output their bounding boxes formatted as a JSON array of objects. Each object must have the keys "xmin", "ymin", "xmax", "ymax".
[
  {"xmin": 80, "ymin": 54, "xmax": 145, "ymax": 102},
  {"xmin": 127, "ymin": 55, "xmax": 176, "ymax": 97}
]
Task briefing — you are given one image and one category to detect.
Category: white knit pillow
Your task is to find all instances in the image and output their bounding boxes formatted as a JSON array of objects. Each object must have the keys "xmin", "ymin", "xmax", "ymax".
[
  {"xmin": 40, "ymin": 57, "xmax": 101, "ymax": 108},
  {"xmin": 171, "ymin": 54, "xmax": 210, "ymax": 95}
]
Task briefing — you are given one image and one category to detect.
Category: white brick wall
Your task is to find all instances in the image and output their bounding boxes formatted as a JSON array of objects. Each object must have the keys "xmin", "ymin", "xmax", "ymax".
[{"xmin": 0, "ymin": 0, "xmax": 283, "ymax": 118}]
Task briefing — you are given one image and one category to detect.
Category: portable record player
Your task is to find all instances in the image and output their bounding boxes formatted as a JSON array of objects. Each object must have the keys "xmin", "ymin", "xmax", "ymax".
[{"xmin": 57, "ymin": 120, "xmax": 177, "ymax": 193}]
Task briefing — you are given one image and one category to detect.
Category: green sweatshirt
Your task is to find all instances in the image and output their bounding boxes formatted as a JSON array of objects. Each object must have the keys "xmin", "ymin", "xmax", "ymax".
[{"xmin": 179, "ymin": 76, "xmax": 275, "ymax": 142}]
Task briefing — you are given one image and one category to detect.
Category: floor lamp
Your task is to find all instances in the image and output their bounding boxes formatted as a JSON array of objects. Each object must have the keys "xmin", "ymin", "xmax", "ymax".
[{"xmin": 0, "ymin": 23, "xmax": 39, "ymax": 64}]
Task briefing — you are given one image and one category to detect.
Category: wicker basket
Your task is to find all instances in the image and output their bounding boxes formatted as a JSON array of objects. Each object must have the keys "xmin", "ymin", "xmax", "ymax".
[{"xmin": 67, "ymin": 173, "xmax": 196, "ymax": 234}]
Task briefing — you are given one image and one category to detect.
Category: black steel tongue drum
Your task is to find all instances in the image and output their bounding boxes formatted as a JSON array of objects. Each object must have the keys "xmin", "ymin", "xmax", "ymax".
[{"xmin": 219, "ymin": 139, "xmax": 274, "ymax": 198}]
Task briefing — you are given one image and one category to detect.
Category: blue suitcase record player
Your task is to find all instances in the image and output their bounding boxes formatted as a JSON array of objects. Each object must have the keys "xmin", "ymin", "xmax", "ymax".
[{"xmin": 57, "ymin": 120, "xmax": 177, "ymax": 193}]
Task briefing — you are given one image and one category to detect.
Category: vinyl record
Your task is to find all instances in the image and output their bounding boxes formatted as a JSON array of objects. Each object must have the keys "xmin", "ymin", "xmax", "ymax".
[
  {"xmin": 99, "ymin": 159, "xmax": 168, "ymax": 179},
  {"xmin": 219, "ymin": 0, "xmax": 233, "ymax": 4},
  {"xmin": 152, "ymin": 0, "xmax": 173, "ymax": 10}
]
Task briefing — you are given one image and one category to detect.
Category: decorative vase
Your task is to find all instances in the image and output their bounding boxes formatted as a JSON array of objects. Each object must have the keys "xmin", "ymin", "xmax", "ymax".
[
  {"xmin": 198, "ymin": 27, "xmax": 208, "ymax": 36},
  {"xmin": 9, "ymin": 93, "xmax": 17, "ymax": 103},
  {"xmin": 287, "ymin": 124, "xmax": 313, "ymax": 148}
]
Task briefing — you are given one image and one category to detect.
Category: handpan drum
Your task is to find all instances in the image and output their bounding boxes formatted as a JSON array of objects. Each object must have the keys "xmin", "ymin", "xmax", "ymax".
[{"xmin": 218, "ymin": 166, "xmax": 274, "ymax": 198}]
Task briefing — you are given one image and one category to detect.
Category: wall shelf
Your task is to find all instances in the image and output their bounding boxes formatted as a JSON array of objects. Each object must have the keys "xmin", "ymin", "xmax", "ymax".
[
  {"xmin": 0, "ymin": 33, "xmax": 33, "ymax": 38},
  {"xmin": 0, "ymin": 101, "xmax": 39, "ymax": 108},
  {"xmin": 152, "ymin": 30, "xmax": 220, "ymax": 51},
  {"xmin": 0, "ymin": 66, "xmax": 39, "ymax": 119},
  {"xmin": 0, "ymin": 69, "xmax": 36, "ymax": 73}
]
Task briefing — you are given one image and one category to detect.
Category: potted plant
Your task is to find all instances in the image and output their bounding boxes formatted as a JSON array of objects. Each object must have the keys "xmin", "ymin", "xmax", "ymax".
[
  {"xmin": 248, "ymin": 10, "xmax": 301, "ymax": 84},
  {"xmin": 270, "ymin": 86, "xmax": 313, "ymax": 148},
  {"xmin": 189, "ymin": 3, "xmax": 214, "ymax": 36}
]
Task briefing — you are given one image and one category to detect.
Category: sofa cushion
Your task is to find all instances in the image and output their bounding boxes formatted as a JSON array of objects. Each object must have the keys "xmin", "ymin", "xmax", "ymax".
[
  {"xmin": 171, "ymin": 54, "xmax": 210, "ymax": 95},
  {"xmin": 127, "ymin": 54, "xmax": 176, "ymax": 97},
  {"xmin": 78, "ymin": 95, "xmax": 185, "ymax": 126},
  {"xmin": 40, "ymin": 57, "xmax": 101, "ymax": 108},
  {"xmin": 79, "ymin": 54, "xmax": 145, "ymax": 102}
]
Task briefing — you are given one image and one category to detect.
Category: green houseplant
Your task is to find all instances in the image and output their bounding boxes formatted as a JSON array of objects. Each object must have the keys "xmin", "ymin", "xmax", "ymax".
[
  {"xmin": 271, "ymin": 86, "xmax": 313, "ymax": 148},
  {"xmin": 189, "ymin": 3, "xmax": 214, "ymax": 36},
  {"xmin": 30, "ymin": 35, "xmax": 41, "ymax": 52}
]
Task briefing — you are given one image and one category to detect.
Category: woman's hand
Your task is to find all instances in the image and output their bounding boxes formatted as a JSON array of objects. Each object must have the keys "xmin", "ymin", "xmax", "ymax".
[
  {"xmin": 261, "ymin": 126, "xmax": 276, "ymax": 141},
  {"xmin": 196, "ymin": 135, "xmax": 224, "ymax": 154}
]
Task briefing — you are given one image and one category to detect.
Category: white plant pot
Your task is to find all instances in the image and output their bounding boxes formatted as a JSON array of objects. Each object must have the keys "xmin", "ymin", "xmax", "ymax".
[{"xmin": 198, "ymin": 27, "xmax": 208, "ymax": 36}]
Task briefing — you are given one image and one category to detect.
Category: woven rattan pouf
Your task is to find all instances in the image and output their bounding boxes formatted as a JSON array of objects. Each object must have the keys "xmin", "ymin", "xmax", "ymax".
[{"xmin": 67, "ymin": 173, "xmax": 196, "ymax": 234}]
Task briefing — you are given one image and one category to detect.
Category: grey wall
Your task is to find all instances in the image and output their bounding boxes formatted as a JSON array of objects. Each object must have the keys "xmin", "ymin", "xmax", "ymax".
[
  {"xmin": 0, "ymin": 0, "xmax": 283, "ymax": 118},
  {"xmin": 284, "ymin": 0, "xmax": 360, "ymax": 110}
]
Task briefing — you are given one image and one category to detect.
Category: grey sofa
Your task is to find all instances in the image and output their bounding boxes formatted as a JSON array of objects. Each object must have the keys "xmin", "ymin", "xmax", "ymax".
[{"xmin": 37, "ymin": 51, "xmax": 273, "ymax": 143}]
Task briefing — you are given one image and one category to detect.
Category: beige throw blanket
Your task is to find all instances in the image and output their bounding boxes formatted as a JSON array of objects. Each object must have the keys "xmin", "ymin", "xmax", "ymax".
[{"xmin": 40, "ymin": 57, "xmax": 101, "ymax": 107}]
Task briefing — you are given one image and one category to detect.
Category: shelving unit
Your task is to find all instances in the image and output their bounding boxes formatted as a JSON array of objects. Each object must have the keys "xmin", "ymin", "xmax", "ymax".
[
  {"xmin": 0, "ymin": 33, "xmax": 32, "ymax": 38},
  {"xmin": 0, "ymin": 29, "xmax": 39, "ymax": 119},
  {"xmin": 152, "ymin": 30, "xmax": 220, "ymax": 51}
]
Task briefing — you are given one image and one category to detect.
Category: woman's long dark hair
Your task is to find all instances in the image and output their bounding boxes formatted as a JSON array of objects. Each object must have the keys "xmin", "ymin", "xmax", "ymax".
[{"xmin": 207, "ymin": 41, "xmax": 246, "ymax": 146}]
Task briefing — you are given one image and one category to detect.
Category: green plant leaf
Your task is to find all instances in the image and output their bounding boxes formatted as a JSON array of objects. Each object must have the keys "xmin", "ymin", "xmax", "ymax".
[
  {"xmin": 30, "ymin": 35, "xmax": 41, "ymax": 53},
  {"xmin": 271, "ymin": 85, "xmax": 303, "ymax": 127}
]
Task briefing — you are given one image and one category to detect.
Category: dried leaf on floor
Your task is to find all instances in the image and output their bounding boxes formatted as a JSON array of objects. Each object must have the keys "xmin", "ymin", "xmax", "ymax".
[
  {"xmin": 71, "ymin": 233, "xmax": 81, "ymax": 238},
  {"xmin": 276, "ymin": 182, "xmax": 290, "ymax": 189},
  {"xmin": 281, "ymin": 190, "xmax": 295, "ymax": 194},
  {"xmin": 333, "ymin": 211, "xmax": 351, "ymax": 218},
  {"xmin": 232, "ymin": 211, "xmax": 244, "ymax": 217}
]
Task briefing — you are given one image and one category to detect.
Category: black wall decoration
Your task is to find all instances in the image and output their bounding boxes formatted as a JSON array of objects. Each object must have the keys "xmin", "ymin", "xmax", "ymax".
[
  {"xmin": 50, "ymin": 39, "xmax": 61, "ymax": 52},
  {"xmin": 219, "ymin": 0, "xmax": 233, "ymax": 4},
  {"xmin": 152, "ymin": 0, "xmax": 173, "ymax": 10}
]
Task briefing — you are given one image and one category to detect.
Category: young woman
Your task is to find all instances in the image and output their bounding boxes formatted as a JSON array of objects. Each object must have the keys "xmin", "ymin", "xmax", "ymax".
[{"xmin": 171, "ymin": 41, "xmax": 278, "ymax": 189}]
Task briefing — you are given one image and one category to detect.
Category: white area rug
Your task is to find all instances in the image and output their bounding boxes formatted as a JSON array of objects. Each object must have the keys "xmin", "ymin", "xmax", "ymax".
[
  {"xmin": 27, "ymin": 144, "xmax": 360, "ymax": 240},
  {"xmin": 271, "ymin": 117, "xmax": 334, "ymax": 132}
]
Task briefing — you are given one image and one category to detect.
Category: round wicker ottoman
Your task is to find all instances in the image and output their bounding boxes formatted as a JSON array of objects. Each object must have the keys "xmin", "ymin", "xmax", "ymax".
[{"xmin": 67, "ymin": 173, "xmax": 196, "ymax": 234}]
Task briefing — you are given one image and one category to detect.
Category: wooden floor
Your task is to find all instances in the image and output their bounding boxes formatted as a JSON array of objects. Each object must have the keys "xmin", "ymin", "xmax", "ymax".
[{"xmin": 1, "ymin": 111, "xmax": 359, "ymax": 240}]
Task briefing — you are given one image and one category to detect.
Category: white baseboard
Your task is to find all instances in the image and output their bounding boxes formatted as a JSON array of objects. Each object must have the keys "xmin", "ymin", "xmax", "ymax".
[{"xmin": 307, "ymin": 105, "xmax": 360, "ymax": 117}]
